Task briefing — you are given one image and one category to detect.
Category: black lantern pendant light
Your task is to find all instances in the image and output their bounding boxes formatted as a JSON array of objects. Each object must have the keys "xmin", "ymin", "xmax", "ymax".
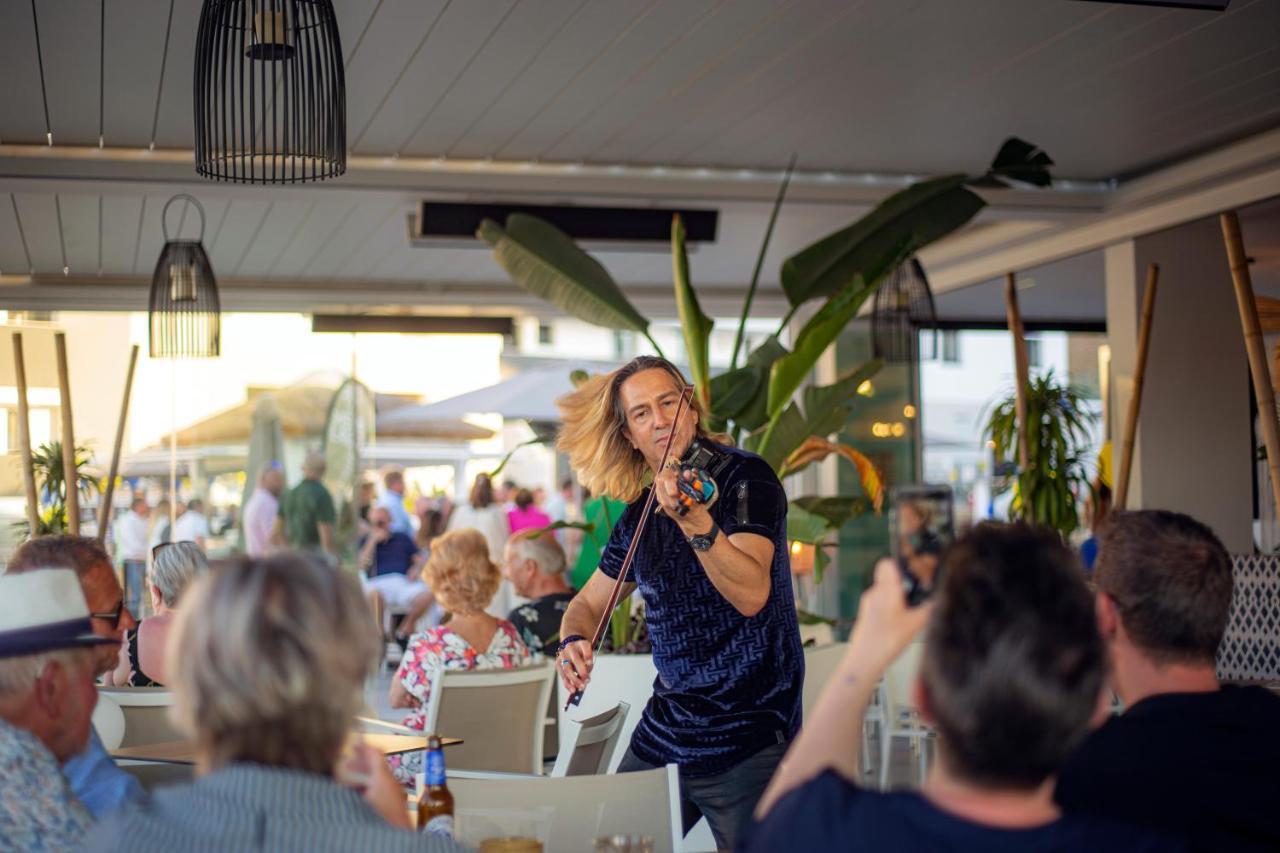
[
  {"xmin": 149, "ymin": 195, "xmax": 220, "ymax": 358},
  {"xmin": 194, "ymin": 0, "xmax": 345, "ymax": 183},
  {"xmin": 871, "ymin": 257, "xmax": 938, "ymax": 363}
]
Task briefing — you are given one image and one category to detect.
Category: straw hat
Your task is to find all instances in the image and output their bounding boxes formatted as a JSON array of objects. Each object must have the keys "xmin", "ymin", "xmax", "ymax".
[{"xmin": 0, "ymin": 569, "xmax": 118, "ymax": 658}]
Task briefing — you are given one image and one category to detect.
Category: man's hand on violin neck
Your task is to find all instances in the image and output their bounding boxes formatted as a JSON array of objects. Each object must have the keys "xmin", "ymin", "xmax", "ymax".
[
  {"xmin": 654, "ymin": 466, "xmax": 712, "ymax": 535},
  {"xmin": 559, "ymin": 640, "xmax": 594, "ymax": 693}
]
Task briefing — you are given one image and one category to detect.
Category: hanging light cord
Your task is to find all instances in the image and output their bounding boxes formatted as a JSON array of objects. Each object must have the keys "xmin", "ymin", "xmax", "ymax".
[
  {"xmin": 149, "ymin": 0, "xmax": 176, "ymax": 150},
  {"xmin": 30, "ymin": 0, "xmax": 52, "ymax": 145},
  {"xmin": 98, "ymin": 0, "xmax": 105, "ymax": 148}
]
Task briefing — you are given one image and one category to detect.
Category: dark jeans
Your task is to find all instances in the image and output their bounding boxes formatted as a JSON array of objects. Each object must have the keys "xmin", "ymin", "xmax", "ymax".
[
  {"xmin": 122, "ymin": 560, "xmax": 147, "ymax": 620},
  {"xmin": 618, "ymin": 740, "xmax": 789, "ymax": 851}
]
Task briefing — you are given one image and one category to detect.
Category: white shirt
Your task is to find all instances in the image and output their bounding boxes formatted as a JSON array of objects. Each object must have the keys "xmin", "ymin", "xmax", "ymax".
[
  {"xmin": 114, "ymin": 511, "xmax": 150, "ymax": 561},
  {"xmin": 242, "ymin": 488, "xmax": 279, "ymax": 557},
  {"xmin": 446, "ymin": 502, "xmax": 525, "ymax": 618},
  {"xmin": 173, "ymin": 511, "xmax": 210, "ymax": 546}
]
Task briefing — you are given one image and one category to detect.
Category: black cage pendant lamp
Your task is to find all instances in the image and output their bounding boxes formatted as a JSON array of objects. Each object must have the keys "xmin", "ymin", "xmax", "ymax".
[
  {"xmin": 871, "ymin": 257, "xmax": 939, "ymax": 363},
  {"xmin": 194, "ymin": 0, "xmax": 346, "ymax": 183},
  {"xmin": 149, "ymin": 195, "xmax": 220, "ymax": 358}
]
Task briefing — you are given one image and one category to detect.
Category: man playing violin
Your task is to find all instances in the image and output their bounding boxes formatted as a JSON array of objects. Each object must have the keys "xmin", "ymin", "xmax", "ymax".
[{"xmin": 555, "ymin": 355, "xmax": 803, "ymax": 850}]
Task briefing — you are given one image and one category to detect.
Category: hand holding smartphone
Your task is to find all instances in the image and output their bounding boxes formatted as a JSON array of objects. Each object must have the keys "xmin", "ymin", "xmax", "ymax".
[{"xmin": 888, "ymin": 484, "xmax": 955, "ymax": 606}]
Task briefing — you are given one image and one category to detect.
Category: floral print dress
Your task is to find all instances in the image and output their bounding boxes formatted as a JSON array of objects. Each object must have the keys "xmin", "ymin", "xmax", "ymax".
[{"xmin": 389, "ymin": 620, "xmax": 532, "ymax": 785}]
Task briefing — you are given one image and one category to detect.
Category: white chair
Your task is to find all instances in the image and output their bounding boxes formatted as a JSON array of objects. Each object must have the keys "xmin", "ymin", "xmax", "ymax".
[
  {"xmin": 798, "ymin": 622, "xmax": 835, "ymax": 648},
  {"xmin": 422, "ymin": 663, "xmax": 556, "ymax": 774},
  {"xmin": 550, "ymin": 700, "xmax": 630, "ymax": 777},
  {"xmin": 99, "ymin": 687, "xmax": 182, "ymax": 748},
  {"xmin": 448, "ymin": 764, "xmax": 681, "ymax": 853},
  {"xmin": 800, "ymin": 643, "xmax": 846, "ymax": 718},
  {"xmin": 878, "ymin": 642, "xmax": 934, "ymax": 790},
  {"xmin": 91, "ymin": 692, "xmax": 126, "ymax": 751}
]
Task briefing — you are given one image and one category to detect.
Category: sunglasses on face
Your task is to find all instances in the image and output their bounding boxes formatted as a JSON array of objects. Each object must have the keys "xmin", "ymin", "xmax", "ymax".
[{"xmin": 89, "ymin": 600, "xmax": 132, "ymax": 630}]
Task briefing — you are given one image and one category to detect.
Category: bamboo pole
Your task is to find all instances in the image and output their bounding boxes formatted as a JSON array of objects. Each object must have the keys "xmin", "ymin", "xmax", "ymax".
[
  {"xmin": 54, "ymin": 333, "xmax": 79, "ymax": 535},
  {"xmin": 1114, "ymin": 264, "xmax": 1159, "ymax": 510},
  {"xmin": 1221, "ymin": 211, "xmax": 1280, "ymax": 522},
  {"xmin": 96, "ymin": 345, "xmax": 140, "ymax": 543},
  {"xmin": 1004, "ymin": 272, "xmax": 1031, "ymax": 471},
  {"xmin": 11, "ymin": 334, "xmax": 40, "ymax": 537}
]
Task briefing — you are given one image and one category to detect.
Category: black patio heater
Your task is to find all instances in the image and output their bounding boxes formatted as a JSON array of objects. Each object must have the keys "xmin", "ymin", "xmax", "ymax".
[
  {"xmin": 193, "ymin": 0, "xmax": 346, "ymax": 183},
  {"xmin": 871, "ymin": 257, "xmax": 939, "ymax": 363}
]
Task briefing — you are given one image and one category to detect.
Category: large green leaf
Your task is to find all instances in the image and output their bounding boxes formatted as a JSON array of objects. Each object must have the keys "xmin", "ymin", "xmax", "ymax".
[
  {"xmin": 672, "ymin": 215, "xmax": 713, "ymax": 409},
  {"xmin": 791, "ymin": 495, "xmax": 868, "ymax": 528},
  {"xmin": 767, "ymin": 274, "xmax": 884, "ymax": 418},
  {"xmin": 786, "ymin": 500, "xmax": 831, "ymax": 544},
  {"xmin": 734, "ymin": 337, "xmax": 789, "ymax": 432},
  {"xmin": 779, "ymin": 174, "xmax": 984, "ymax": 308},
  {"xmin": 804, "ymin": 358, "xmax": 884, "ymax": 437},
  {"xmin": 969, "ymin": 137, "xmax": 1055, "ymax": 189},
  {"xmin": 708, "ymin": 365, "xmax": 760, "ymax": 422},
  {"xmin": 756, "ymin": 402, "xmax": 809, "ymax": 471},
  {"xmin": 478, "ymin": 215, "xmax": 649, "ymax": 332}
]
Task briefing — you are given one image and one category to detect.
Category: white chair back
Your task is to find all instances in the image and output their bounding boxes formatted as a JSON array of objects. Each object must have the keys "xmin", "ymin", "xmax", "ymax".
[
  {"xmin": 551, "ymin": 700, "xmax": 630, "ymax": 777},
  {"xmin": 91, "ymin": 692, "xmax": 126, "ymax": 751},
  {"xmin": 423, "ymin": 663, "xmax": 555, "ymax": 774},
  {"xmin": 99, "ymin": 687, "xmax": 181, "ymax": 748},
  {"xmin": 448, "ymin": 764, "xmax": 680, "ymax": 853},
  {"xmin": 799, "ymin": 622, "xmax": 835, "ymax": 648},
  {"xmin": 883, "ymin": 641, "xmax": 924, "ymax": 718},
  {"xmin": 801, "ymin": 643, "xmax": 846, "ymax": 719}
]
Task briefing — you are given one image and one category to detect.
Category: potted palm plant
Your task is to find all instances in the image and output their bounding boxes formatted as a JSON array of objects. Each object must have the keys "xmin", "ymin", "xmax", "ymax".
[{"xmin": 982, "ymin": 370, "xmax": 1098, "ymax": 536}]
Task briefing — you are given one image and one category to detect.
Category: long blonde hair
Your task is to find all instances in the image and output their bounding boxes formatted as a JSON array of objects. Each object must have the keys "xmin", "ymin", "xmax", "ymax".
[{"xmin": 556, "ymin": 356, "xmax": 724, "ymax": 503}]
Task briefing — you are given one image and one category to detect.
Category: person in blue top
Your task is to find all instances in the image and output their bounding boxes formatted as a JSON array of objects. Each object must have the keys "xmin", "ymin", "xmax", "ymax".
[
  {"xmin": 555, "ymin": 356, "xmax": 803, "ymax": 851},
  {"xmin": 746, "ymin": 524, "xmax": 1181, "ymax": 853}
]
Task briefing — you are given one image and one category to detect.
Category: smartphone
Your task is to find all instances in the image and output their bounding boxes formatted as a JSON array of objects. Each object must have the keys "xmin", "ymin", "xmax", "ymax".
[{"xmin": 888, "ymin": 484, "xmax": 955, "ymax": 606}]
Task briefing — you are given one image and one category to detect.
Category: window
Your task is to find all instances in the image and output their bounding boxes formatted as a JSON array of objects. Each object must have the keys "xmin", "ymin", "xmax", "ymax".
[
  {"xmin": 537, "ymin": 323, "xmax": 553, "ymax": 345},
  {"xmin": 613, "ymin": 330, "xmax": 630, "ymax": 360},
  {"xmin": 921, "ymin": 329, "xmax": 960, "ymax": 363},
  {"xmin": 1026, "ymin": 337, "xmax": 1042, "ymax": 368}
]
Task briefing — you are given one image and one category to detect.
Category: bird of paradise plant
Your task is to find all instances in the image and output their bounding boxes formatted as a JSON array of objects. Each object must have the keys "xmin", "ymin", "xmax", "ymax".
[{"xmin": 478, "ymin": 139, "xmax": 1053, "ymax": 581}]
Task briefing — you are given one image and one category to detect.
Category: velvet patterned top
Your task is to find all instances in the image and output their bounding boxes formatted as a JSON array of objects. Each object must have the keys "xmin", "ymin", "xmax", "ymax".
[{"xmin": 598, "ymin": 441, "xmax": 803, "ymax": 777}]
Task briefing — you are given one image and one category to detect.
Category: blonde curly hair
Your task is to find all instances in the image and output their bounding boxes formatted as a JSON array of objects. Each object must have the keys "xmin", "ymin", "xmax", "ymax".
[
  {"xmin": 426, "ymin": 528, "xmax": 500, "ymax": 615},
  {"xmin": 556, "ymin": 356, "xmax": 726, "ymax": 504}
]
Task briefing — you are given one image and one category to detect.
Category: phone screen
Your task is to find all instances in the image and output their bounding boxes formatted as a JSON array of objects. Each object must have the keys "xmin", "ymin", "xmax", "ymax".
[{"xmin": 889, "ymin": 484, "xmax": 955, "ymax": 605}]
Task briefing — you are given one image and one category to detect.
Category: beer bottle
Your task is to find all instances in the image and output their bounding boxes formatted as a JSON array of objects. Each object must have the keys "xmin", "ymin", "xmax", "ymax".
[{"xmin": 418, "ymin": 735, "xmax": 454, "ymax": 836}]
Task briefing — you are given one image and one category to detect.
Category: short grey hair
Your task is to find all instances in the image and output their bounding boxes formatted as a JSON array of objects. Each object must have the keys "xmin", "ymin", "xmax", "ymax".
[
  {"xmin": 507, "ymin": 529, "xmax": 567, "ymax": 576},
  {"xmin": 0, "ymin": 649, "xmax": 90, "ymax": 697},
  {"xmin": 302, "ymin": 451, "xmax": 326, "ymax": 478},
  {"xmin": 168, "ymin": 555, "xmax": 377, "ymax": 775},
  {"xmin": 150, "ymin": 541, "xmax": 208, "ymax": 609}
]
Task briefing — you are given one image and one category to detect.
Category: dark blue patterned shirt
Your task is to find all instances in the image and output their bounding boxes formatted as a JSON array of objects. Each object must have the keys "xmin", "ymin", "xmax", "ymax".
[{"xmin": 599, "ymin": 441, "xmax": 803, "ymax": 776}]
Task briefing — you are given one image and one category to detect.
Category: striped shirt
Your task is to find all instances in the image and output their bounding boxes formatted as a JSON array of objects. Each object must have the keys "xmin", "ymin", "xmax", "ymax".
[{"xmin": 82, "ymin": 763, "xmax": 466, "ymax": 853}]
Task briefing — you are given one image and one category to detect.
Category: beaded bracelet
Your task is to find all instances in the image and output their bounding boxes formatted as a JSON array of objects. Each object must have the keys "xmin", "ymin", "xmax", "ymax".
[{"xmin": 556, "ymin": 634, "xmax": 587, "ymax": 654}]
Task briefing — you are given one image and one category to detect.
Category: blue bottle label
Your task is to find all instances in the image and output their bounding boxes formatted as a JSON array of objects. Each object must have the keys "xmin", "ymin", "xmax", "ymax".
[{"xmin": 426, "ymin": 749, "xmax": 446, "ymax": 786}]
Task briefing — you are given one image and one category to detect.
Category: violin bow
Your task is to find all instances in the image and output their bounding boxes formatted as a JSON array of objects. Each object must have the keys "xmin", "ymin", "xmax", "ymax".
[{"xmin": 565, "ymin": 383, "xmax": 694, "ymax": 712}]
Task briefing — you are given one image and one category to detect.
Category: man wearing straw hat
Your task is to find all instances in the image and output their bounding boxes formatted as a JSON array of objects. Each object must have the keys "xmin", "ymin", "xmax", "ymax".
[
  {"xmin": 8, "ymin": 535, "xmax": 145, "ymax": 818},
  {"xmin": 0, "ymin": 568, "xmax": 118, "ymax": 849}
]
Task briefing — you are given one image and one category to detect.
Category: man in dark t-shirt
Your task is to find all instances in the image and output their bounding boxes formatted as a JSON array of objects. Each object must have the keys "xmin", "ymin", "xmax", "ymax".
[
  {"xmin": 1056, "ymin": 510, "xmax": 1280, "ymax": 852},
  {"xmin": 275, "ymin": 452, "xmax": 336, "ymax": 557},
  {"xmin": 556, "ymin": 357, "xmax": 802, "ymax": 851},
  {"xmin": 501, "ymin": 529, "xmax": 575, "ymax": 656},
  {"xmin": 747, "ymin": 524, "xmax": 1179, "ymax": 853}
]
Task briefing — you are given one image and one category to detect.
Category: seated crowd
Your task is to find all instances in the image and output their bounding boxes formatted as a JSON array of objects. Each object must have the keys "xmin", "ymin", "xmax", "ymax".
[{"xmin": 0, "ymin": 508, "xmax": 1276, "ymax": 852}]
